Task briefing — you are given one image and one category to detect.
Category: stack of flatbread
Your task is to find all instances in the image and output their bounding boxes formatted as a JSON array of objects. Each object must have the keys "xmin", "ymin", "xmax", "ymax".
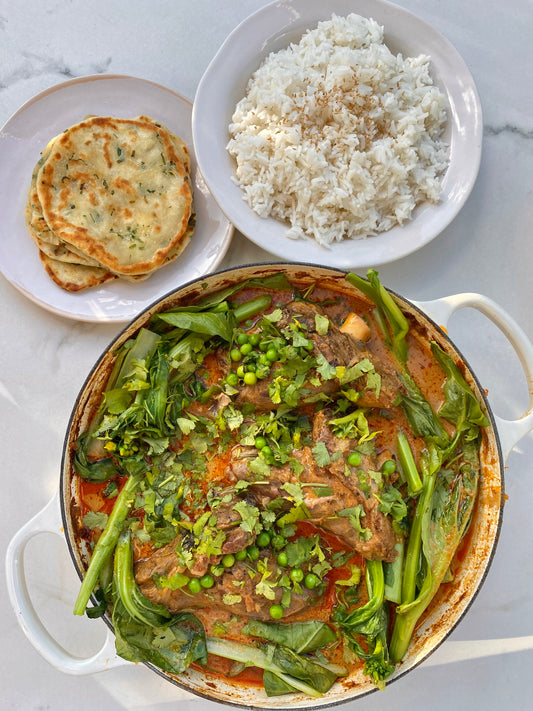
[{"xmin": 25, "ymin": 115, "xmax": 195, "ymax": 291}]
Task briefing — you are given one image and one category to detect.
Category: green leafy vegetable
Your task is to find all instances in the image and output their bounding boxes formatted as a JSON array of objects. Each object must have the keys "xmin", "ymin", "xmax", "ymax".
[
  {"xmin": 111, "ymin": 529, "xmax": 206, "ymax": 673},
  {"xmin": 334, "ymin": 560, "xmax": 394, "ymax": 689},
  {"xmin": 430, "ymin": 342, "xmax": 489, "ymax": 431},
  {"xmin": 397, "ymin": 431, "xmax": 423, "ymax": 497},
  {"xmin": 74, "ymin": 434, "xmax": 118, "ymax": 482},
  {"xmin": 74, "ymin": 473, "xmax": 141, "ymax": 616},
  {"xmin": 389, "ymin": 347, "xmax": 487, "ymax": 664},
  {"xmin": 205, "ymin": 637, "xmax": 345, "ymax": 698},
  {"xmin": 157, "ymin": 310, "xmax": 236, "ymax": 341},
  {"xmin": 113, "ymin": 605, "xmax": 207, "ymax": 675},
  {"xmin": 346, "ymin": 270, "xmax": 409, "ymax": 362},
  {"xmin": 242, "ymin": 619, "xmax": 336, "ymax": 654}
]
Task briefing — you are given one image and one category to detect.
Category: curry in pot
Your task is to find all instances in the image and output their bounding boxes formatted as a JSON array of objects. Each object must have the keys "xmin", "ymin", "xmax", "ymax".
[{"xmin": 72, "ymin": 270, "xmax": 488, "ymax": 697}]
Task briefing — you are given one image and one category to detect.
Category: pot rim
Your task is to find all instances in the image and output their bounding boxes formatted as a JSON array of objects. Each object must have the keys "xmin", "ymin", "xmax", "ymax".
[{"xmin": 59, "ymin": 261, "xmax": 506, "ymax": 708}]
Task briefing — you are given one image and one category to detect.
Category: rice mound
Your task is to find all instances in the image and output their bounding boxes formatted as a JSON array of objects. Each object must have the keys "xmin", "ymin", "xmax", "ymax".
[{"xmin": 227, "ymin": 13, "xmax": 449, "ymax": 245}]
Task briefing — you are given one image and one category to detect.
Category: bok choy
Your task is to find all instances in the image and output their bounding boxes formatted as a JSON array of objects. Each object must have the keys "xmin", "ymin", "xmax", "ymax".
[{"xmin": 389, "ymin": 344, "xmax": 488, "ymax": 663}]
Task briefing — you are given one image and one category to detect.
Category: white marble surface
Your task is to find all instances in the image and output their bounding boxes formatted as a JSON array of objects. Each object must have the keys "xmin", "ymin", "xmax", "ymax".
[{"xmin": 1, "ymin": 0, "xmax": 532, "ymax": 709}]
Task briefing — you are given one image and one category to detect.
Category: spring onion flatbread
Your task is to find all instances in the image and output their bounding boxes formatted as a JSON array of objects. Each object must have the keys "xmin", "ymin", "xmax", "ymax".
[{"xmin": 25, "ymin": 115, "xmax": 195, "ymax": 291}]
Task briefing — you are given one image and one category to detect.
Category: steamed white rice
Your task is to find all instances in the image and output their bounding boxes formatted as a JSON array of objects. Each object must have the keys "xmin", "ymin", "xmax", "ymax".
[{"xmin": 227, "ymin": 13, "xmax": 448, "ymax": 245}]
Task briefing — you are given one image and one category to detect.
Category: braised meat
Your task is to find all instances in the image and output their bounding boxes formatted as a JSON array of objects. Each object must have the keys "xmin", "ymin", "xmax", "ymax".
[
  {"xmin": 136, "ymin": 554, "xmax": 321, "ymax": 621},
  {"xmin": 228, "ymin": 426, "xmax": 397, "ymax": 562},
  {"xmin": 236, "ymin": 300, "xmax": 399, "ymax": 412}
]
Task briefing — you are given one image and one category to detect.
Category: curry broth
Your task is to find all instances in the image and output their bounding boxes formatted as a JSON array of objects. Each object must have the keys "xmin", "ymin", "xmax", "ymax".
[{"xmin": 74, "ymin": 276, "xmax": 485, "ymax": 693}]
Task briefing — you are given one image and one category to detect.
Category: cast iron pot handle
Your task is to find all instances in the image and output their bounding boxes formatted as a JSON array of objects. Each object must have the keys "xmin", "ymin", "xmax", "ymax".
[
  {"xmin": 5, "ymin": 490, "xmax": 129, "ymax": 674},
  {"xmin": 413, "ymin": 292, "xmax": 533, "ymax": 462}
]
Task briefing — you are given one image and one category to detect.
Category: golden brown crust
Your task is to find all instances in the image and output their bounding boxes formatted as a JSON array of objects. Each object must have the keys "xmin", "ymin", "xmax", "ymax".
[
  {"xmin": 38, "ymin": 250, "xmax": 116, "ymax": 292},
  {"xmin": 35, "ymin": 115, "xmax": 194, "ymax": 276}
]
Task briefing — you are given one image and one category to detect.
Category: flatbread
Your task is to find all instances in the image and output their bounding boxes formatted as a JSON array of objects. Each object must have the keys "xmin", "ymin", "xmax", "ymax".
[
  {"xmin": 25, "ymin": 140, "xmax": 102, "ymax": 266},
  {"xmin": 36, "ymin": 116, "xmax": 193, "ymax": 276},
  {"xmin": 38, "ymin": 250, "xmax": 116, "ymax": 292}
]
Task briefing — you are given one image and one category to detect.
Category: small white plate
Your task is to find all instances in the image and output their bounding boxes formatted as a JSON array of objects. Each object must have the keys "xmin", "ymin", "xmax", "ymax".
[
  {"xmin": 0, "ymin": 75, "xmax": 234, "ymax": 322},
  {"xmin": 193, "ymin": 0, "xmax": 482, "ymax": 269}
]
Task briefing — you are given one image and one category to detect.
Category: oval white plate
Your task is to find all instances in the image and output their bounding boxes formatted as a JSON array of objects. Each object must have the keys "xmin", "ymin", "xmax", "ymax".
[
  {"xmin": 193, "ymin": 0, "xmax": 482, "ymax": 269},
  {"xmin": 0, "ymin": 75, "xmax": 234, "ymax": 322}
]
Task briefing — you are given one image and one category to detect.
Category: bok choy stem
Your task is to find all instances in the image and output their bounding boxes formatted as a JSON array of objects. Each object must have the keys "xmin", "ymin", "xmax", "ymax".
[
  {"xmin": 397, "ymin": 431, "xmax": 423, "ymax": 497},
  {"xmin": 233, "ymin": 294, "xmax": 272, "ymax": 322},
  {"xmin": 384, "ymin": 541, "xmax": 404, "ymax": 604},
  {"xmin": 205, "ymin": 637, "xmax": 334, "ymax": 698},
  {"xmin": 73, "ymin": 473, "xmax": 140, "ymax": 616},
  {"xmin": 346, "ymin": 270, "xmax": 409, "ymax": 362},
  {"xmin": 389, "ymin": 462, "xmax": 438, "ymax": 663},
  {"xmin": 399, "ymin": 467, "xmax": 437, "ymax": 611}
]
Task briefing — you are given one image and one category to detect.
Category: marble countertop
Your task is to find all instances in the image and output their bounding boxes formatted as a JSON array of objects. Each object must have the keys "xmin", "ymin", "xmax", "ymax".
[{"xmin": 1, "ymin": 1, "xmax": 532, "ymax": 709}]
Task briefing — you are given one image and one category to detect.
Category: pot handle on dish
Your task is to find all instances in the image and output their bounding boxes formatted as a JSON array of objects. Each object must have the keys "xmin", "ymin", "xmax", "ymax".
[
  {"xmin": 413, "ymin": 292, "xmax": 533, "ymax": 462},
  {"xmin": 5, "ymin": 490, "xmax": 129, "ymax": 675}
]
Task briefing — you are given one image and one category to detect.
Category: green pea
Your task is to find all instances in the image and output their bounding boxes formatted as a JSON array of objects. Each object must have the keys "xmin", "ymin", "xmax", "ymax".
[
  {"xmin": 261, "ymin": 445, "xmax": 273, "ymax": 457},
  {"xmin": 247, "ymin": 545, "xmax": 259, "ymax": 561},
  {"xmin": 259, "ymin": 339, "xmax": 270, "ymax": 352},
  {"xmin": 222, "ymin": 554, "xmax": 235, "ymax": 568},
  {"xmin": 235, "ymin": 549, "xmax": 247, "ymax": 561},
  {"xmin": 290, "ymin": 568, "xmax": 304, "ymax": 583},
  {"xmin": 237, "ymin": 332, "xmax": 249, "ymax": 345},
  {"xmin": 249, "ymin": 333, "xmax": 261, "ymax": 346},
  {"xmin": 230, "ymin": 348, "xmax": 242, "ymax": 362},
  {"xmin": 277, "ymin": 551, "xmax": 288, "ymax": 566},
  {"xmin": 236, "ymin": 365, "xmax": 245, "ymax": 377},
  {"xmin": 347, "ymin": 451, "xmax": 362, "ymax": 467},
  {"xmin": 258, "ymin": 353, "xmax": 270, "ymax": 366},
  {"xmin": 243, "ymin": 372, "xmax": 257, "ymax": 385},
  {"xmin": 269, "ymin": 604, "xmax": 284, "ymax": 620},
  {"xmin": 254, "ymin": 436, "xmax": 267, "ymax": 450},
  {"xmin": 188, "ymin": 578, "xmax": 201, "ymax": 594},
  {"xmin": 266, "ymin": 348, "xmax": 279, "ymax": 362},
  {"xmin": 200, "ymin": 574, "xmax": 215, "ymax": 589},
  {"xmin": 382, "ymin": 459, "xmax": 396, "ymax": 475},
  {"xmin": 304, "ymin": 573, "xmax": 318, "ymax": 589},
  {"xmin": 226, "ymin": 373, "xmax": 239, "ymax": 386},
  {"xmin": 240, "ymin": 342, "xmax": 253, "ymax": 356},
  {"xmin": 257, "ymin": 531, "xmax": 271, "ymax": 548}
]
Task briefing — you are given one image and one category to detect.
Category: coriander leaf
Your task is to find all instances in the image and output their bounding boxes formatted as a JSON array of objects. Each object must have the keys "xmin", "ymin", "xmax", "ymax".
[
  {"xmin": 232, "ymin": 500, "xmax": 261, "ymax": 534},
  {"xmin": 315, "ymin": 353, "xmax": 337, "ymax": 380},
  {"xmin": 312, "ymin": 441, "xmax": 331, "ymax": 467},
  {"xmin": 222, "ymin": 594, "xmax": 242, "ymax": 606},
  {"xmin": 82, "ymin": 510, "xmax": 109, "ymax": 530},
  {"xmin": 314, "ymin": 314, "xmax": 330, "ymax": 336},
  {"xmin": 264, "ymin": 308, "xmax": 283, "ymax": 323},
  {"xmin": 338, "ymin": 506, "xmax": 372, "ymax": 541}
]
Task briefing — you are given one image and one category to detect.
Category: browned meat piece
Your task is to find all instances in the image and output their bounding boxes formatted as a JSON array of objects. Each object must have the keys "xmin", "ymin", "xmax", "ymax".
[
  {"xmin": 311, "ymin": 410, "xmax": 398, "ymax": 561},
  {"xmin": 136, "ymin": 555, "xmax": 321, "ymax": 621},
  {"xmin": 221, "ymin": 526, "xmax": 251, "ymax": 554},
  {"xmin": 235, "ymin": 301, "xmax": 356, "ymax": 412},
  {"xmin": 135, "ymin": 535, "xmax": 189, "ymax": 583},
  {"xmin": 277, "ymin": 301, "xmax": 360, "ymax": 367},
  {"xmin": 281, "ymin": 301, "xmax": 403, "ymax": 409},
  {"xmin": 134, "ymin": 488, "xmax": 259, "ymax": 584},
  {"xmin": 228, "ymin": 433, "xmax": 398, "ymax": 562},
  {"xmin": 234, "ymin": 374, "xmax": 282, "ymax": 412},
  {"xmin": 235, "ymin": 299, "xmax": 399, "ymax": 412}
]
